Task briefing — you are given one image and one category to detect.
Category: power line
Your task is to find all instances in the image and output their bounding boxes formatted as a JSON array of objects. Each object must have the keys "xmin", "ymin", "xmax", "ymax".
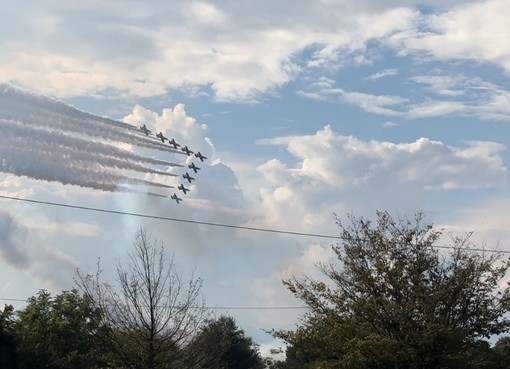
[
  {"xmin": 0, "ymin": 297, "xmax": 307, "ymax": 310},
  {"xmin": 0, "ymin": 194, "xmax": 509, "ymax": 254},
  {"xmin": 0, "ymin": 194, "xmax": 336, "ymax": 240}
]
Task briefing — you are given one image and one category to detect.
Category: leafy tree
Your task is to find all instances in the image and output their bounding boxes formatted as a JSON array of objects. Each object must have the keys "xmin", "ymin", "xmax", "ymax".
[
  {"xmin": 77, "ymin": 227, "xmax": 209, "ymax": 369},
  {"xmin": 264, "ymin": 345, "xmax": 311, "ymax": 369},
  {"xmin": 494, "ymin": 336, "xmax": 510, "ymax": 368},
  {"xmin": 0, "ymin": 304, "xmax": 18, "ymax": 369},
  {"xmin": 15, "ymin": 289, "xmax": 105, "ymax": 369},
  {"xmin": 188, "ymin": 315, "xmax": 264, "ymax": 369},
  {"xmin": 275, "ymin": 211, "xmax": 510, "ymax": 369}
]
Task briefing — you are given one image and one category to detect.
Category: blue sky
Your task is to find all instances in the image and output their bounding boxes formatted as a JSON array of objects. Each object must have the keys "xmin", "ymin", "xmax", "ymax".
[{"xmin": 1, "ymin": 0, "xmax": 510, "ymax": 354}]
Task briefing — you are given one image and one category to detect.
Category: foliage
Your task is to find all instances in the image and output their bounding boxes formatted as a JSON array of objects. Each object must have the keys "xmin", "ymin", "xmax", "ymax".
[
  {"xmin": 0, "ymin": 304, "xmax": 18, "ymax": 369},
  {"xmin": 275, "ymin": 211, "xmax": 510, "ymax": 369},
  {"xmin": 77, "ymin": 227, "xmax": 209, "ymax": 369},
  {"xmin": 15, "ymin": 290, "xmax": 105, "ymax": 369},
  {"xmin": 494, "ymin": 336, "xmax": 510, "ymax": 368},
  {"xmin": 187, "ymin": 315, "xmax": 264, "ymax": 369}
]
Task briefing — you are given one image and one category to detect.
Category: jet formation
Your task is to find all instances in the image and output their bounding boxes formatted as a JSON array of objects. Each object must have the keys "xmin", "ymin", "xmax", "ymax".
[{"xmin": 138, "ymin": 124, "xmax": 206, "ymax": 204}]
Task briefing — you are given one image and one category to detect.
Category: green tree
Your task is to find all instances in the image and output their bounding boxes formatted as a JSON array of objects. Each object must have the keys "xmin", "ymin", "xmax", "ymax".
[
  {"xmin": 275, "ymin": 211, "xmax": 510, "ymax": 369},
  {"xmin": 77, "ymin": 227, "xmax": 209, "ymax": 369},
  {"xmin": 188, "ymin": 315, "xmax": 264, "ymax": 369},
  {"xmin": 264, "ymin": 345, "xmax": 312, "ymax": 369},
  {"xmin": 15, "ymin": 289, "xmax": 105, "ymax": 369},
  {"xmin": 494, "ymin": 336, "xmax": 510, "ymax": 368},
  {"xmin": 0, "ymin": 304, "xmax": 18, "ymax": 369}
]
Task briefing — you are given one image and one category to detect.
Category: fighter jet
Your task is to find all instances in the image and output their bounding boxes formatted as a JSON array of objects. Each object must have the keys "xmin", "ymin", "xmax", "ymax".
[
  {"xmin": 156, "ymin": 132, "xmax": 167, "ymax": 143},
  {"xmin": 139, "ymin": 124, "xmax": 151, "ymax": 136},
  {"xmin": 181, "ymin": 146, "xmax": 194, "ymax": 156},
  {"xmin": 178, "ymin": 184, "xmax": 190, "ymax": 194},
  {"xmin": 195, "ymin": 151, "xmax": 207, "ymax": 162},
  {"xmin": 168, "ymin": 138, "xmax": 181, "ymax": 149},
  {"xmin": 171, "ymin": 193, "xmax": 183, "ymax": 204},
  {"xmin": 188, "ymin": 162, "xmax": 200, "ymax": 173},
  {"xmin": 183, "ymin": 172, "xmax": 195, "ymax": 183}
]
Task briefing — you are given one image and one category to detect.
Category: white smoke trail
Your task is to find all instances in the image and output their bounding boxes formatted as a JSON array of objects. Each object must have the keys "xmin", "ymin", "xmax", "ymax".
[
  {"xmin": 0, "ymin": 210, "xmax": 28, "ymax": 268},
  {"xmin": 0, "ymin": 122, "xmax": 180, "ymax": 177},
  {"xmin": 0, "ymin": 84, "xmax": 187, "ymax": 154},
  {"xmin": 0, "ymin": 145, "xmax": 173, "ymax": 195},
  {"xmin": 1, "ymin": 119, "xmax": 182, "ymax": 166}
]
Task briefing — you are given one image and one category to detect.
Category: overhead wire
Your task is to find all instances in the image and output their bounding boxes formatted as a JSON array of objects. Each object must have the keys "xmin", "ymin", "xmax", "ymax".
[
  {"xmin": 0, "ymin": 297, "xmax": 307, "ymax": 310},
  {"xmin": 0, "ymin": 194, "xmax": 509, "ymax": 254}
]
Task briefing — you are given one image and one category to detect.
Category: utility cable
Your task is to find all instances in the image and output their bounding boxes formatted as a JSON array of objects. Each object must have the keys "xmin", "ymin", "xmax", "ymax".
[
  {"xmin": 0, "ymin": 296, "xmax": 307, "ymax": 310},
  {"xmin": 0, "ymin": 194, "xmax": 509, "ymax": 254}
]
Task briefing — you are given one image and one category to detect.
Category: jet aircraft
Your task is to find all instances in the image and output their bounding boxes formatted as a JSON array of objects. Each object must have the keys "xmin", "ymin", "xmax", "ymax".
[
  {"xmin": 156, "ymin": 132, "xmax": 167, "ymax": 143},
  {"xmin": 188, "ymin": 162, "xmax": 200, "ymax": 173},
  {"xmin": 181, "ymin": 146, "xmax": 194, "ymax": 156},
  {"xmin": 178, "ymin": 184, "xmax": 190, "ymax": 194},
  {"xmin": 139, "ymin": 124, "xmax": 151, "ymax": 136},
  {"xmin": 168, "ymin": 138, "xmax": 180, "ymax": 149},
  {"xmin": 171, "ymin": 193, "xmax": 183, "ymax": 204},
  {"xmin": 183, "ymin": 172, "xmax": 195, "ymax": 183},
  {"xmin": 195, "ymin": 151, "xmax": 207, "ymax": 162}
]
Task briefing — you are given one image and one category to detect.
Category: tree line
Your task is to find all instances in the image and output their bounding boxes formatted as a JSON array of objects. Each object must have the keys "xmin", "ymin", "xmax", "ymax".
[
  {"xmin": 0, "ymin": 228, "xmax": 265, "ymax": 369},
  {"xmin": 1, "ymin": 212, "xmax": 510, "ymax": 369}
]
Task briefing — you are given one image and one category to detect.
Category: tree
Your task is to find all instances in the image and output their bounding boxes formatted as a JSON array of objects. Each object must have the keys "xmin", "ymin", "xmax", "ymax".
[
  {"xmin": 187, "ymin": 315, "xmax": 264, "ymax": 369},
  {"xmin": 264, "ymin": 345, "xmax": 312, "ymax": 369},
  {"xmin": 494, "ymin": 336, "xmax": 510, "ymax": 368},
  {"xmin": 77, "ymin": 227, "xmax": 209, "ymax": 369},
  {"xmin": 0, "ymin": 304, "xmax": 18, "ymax": 369},
  {"xmin": 14, "ymin": 290, "xmax": 105, "ymax": 369},
  {"xmin": 275, "ymin": 211, "xmax": 510, "ymax": 369}
]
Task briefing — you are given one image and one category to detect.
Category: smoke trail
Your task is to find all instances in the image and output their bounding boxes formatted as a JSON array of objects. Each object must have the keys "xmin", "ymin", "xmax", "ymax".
[
  {"xmin": 0, "ymin": 128, "xmax": 179, "ymax": 178},
  {"xmin": 0, "ymin": 83, "xmax": 137, "ymax": 131},
  {"xmin": 1, "ymin": 119, "xmax": 183, "ymax": 167},
  {"xmin": 0, "ymin": 91, "xmax": 186, "ymax": 154},
  {"xmin": 0, "ymin": 210, "xmax": 28, "ymax": 268},
  {"xmin": 0, "ymin": 145, "xmax": 173, "ymax": 195}
]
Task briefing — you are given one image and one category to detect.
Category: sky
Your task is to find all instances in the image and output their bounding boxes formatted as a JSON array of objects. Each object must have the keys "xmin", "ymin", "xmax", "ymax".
[{"xmin": 1, "ymin": 0, "xmax": 510, "ymax": 355}]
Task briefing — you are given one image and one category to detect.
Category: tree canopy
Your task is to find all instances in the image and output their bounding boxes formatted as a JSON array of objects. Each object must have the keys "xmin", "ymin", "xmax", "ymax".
[
  {"xmin": 275, "ymin": 211, "xmax": 510, "ymax": 369},
  {"xmin": 14, "ymin": 289, "xmax": 105, "ymax": 369},
  {"xmin": 188, "ymin": 315, "xmax": 264, "ymax": 369},
  {"xmin": 0, "ymin": 304, "xmax": 17, "ymax": 369}
]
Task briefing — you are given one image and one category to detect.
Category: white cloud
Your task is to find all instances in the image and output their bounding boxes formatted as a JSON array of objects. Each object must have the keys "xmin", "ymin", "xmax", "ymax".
[
  {"xmin": 406, "ymin": 100, "xmax": 467, "ymax": 118},
  {"xmin": 123, "ymin": 104, "xmax": 211, "ymax": 148},
  {"xmin": 0, "ymin": 1, "xmax": 418, "ymax": 101},
  {"xmin": 383, "ymin": 121, "xmax": 398, "ymax": 127},
  {"xmin": 298, "ymin": 84, "xmax": 406, "ymax": 116},
  {"xmin": 298, "ymin": 73, "xmax": 510, "ymax": 121},
  {"xmin": 258, "ymin": 125, "xmax": 506, "ymax": 191},
  {"xmin": 365, "ymin": 68, "xmax": 399, "ymax": 81},
  {"xmin": 388, "ymin": 0, "xmax": 510, "ymax": 72},
  {"xmin": 410, "ymin": 74, "xmax": 467, "ymax": 96}
]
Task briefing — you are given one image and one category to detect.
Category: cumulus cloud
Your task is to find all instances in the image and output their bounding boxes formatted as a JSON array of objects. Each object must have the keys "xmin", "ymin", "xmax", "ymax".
[
  {"xmin": 259, "ymin": 126, "xmax": 506, "ymax": 190},
  {"xmin": 124, "ymin": 104, "xmax": 210, "ymax": 148},
  {"xmin": 249, "ymin": 125, "xmax": 507, "ymax": 236}
]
